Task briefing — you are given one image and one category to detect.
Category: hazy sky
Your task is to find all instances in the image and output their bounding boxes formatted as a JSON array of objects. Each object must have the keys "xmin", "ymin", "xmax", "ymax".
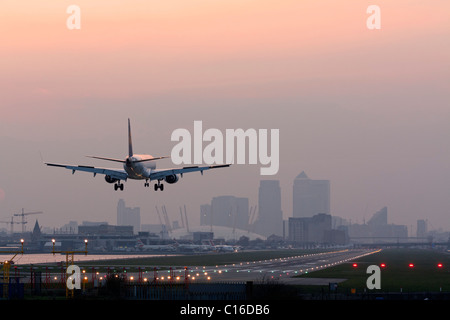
[{"xmin": 1, "ymin": 1, "xmax": 449, "ymax": 233}]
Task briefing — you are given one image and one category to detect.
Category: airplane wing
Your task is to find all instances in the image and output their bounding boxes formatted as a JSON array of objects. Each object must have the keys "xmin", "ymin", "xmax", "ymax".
[
  {"xmin": 45, "ymin": 163, "xmax": 129, "ymax": 181},
  {"xmin": 149, "ymin": 164, "xmax": 230, "ymax": 181}
]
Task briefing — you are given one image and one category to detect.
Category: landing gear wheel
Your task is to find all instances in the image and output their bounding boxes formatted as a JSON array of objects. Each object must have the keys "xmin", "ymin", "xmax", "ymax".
[
  {"xmin": 114, "ymin": 183, "xmax": 124, "ymax": 191},
  {"xmin": 154, "ymin": 182, "xmax": 164, "ymax": 191}
]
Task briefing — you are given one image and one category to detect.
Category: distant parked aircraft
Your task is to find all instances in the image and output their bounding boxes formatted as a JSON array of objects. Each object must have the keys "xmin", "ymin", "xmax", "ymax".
[{"xmin": 135, "ymin": 239, "xmax": 176, "ymax": 252}]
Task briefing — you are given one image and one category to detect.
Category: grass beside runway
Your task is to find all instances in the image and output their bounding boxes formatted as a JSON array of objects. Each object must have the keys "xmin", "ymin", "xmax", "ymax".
[{"xmin": 295, "ymin": 248, "xmax": 450, "ymax": 293}]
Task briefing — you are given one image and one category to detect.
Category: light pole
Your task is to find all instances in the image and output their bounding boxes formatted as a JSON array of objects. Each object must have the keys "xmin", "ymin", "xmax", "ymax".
[{"xmin": 51, "ymin": 238, "xmax": 89, "ymax": 298}]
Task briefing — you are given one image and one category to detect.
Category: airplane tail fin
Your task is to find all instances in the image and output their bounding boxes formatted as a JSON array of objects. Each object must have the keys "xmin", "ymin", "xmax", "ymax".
[
  {"xmin": 126, "ymin": 118, "xmax": 170, "ymax": 163},
  {"xmin": 128, "ymin": 118, "xmax": 133, "ymax": 157},
  {"xmin": 87, "ymin": 119, "xmax": 169, "ymax": 164}
]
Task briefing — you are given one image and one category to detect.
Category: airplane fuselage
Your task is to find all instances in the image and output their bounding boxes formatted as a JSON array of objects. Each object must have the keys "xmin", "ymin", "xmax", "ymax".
[{"xmin": 124, "ymin": 154, "xmax": 156, "ymax": 180}]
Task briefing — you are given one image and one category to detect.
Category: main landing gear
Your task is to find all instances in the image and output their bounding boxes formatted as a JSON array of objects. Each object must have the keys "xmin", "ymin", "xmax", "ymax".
[
  {"xmin": 144, "ymin": 179, "xmax": 164, "ymax": 191},
  {"xmin": 114, "ymin": 182, "xmax": 124, "ymax": 191},
  {"xmin": 114, "ymin": 180, "xmax": 165, "ymax": 191},
  {"xmin": 154, "ymin": 180, "xmax": 164, "ymax": 191}
]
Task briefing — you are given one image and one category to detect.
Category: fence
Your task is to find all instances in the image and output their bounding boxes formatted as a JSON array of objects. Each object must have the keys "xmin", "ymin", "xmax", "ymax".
[
  {"xmin": 0, "ymin": 281, "xmax": 25, "ymax": 299},
  {"xmin": 124, "ymin": 282, "xmax": 250, "ymax": 300}
]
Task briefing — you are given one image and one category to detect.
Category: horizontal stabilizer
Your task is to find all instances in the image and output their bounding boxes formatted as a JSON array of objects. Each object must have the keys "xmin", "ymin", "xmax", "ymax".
[
  {"xmin": 86, "ymin": 156, "xmax": 125, "ymax": 163},
  {"xmin": 133, "ymin": 156, "xmax": 170, "ymax": 163}
]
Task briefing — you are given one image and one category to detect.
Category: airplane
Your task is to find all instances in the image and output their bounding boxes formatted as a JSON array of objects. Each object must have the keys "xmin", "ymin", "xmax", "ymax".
[
  {"xmin": 135, "ymin": 239, "xmax": 176, "ymax": 252},
  {"xmin": 45, "ymin": 119, "xmax": 230, "ymax": 191},
  {"xmin": 175, "ymin": 242, "xmax": 214, "ymax": 252},
  {"xmin": 210, "ymin": 241, "xmax": 239, "ymax": 253},
  {"xmin": 215, "ymin": 245, "xmax": 239, "ymax": 253}
]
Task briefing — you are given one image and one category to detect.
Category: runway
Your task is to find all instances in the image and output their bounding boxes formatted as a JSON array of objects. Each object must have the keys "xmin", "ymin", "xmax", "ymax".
[{"xmin": 186, "ymin": 249, "xmax": 379, "ymax": 285}]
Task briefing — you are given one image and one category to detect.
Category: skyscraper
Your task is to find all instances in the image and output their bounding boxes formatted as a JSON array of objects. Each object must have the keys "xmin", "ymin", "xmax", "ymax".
[
  {"xmin": 254, "ymin": 180, "xmax": 283, "ymax": 237},
  {"xmin": 210, "ymin": 196, "xmax": 249, "ymax": 231},
  {"xmin": 417, "ymin": 219, "xmax": 427, "ymax": 238},
  {"xmin": 293, "ymin": 171, "xmax": 330, "ymax": 218},
  {"xmin": 117, "ymin": 199, "xmax": 141, "ymax": 234},
  {"xmin": 367, "ymin": 207, "xmax": 388, "ymax": 226}
]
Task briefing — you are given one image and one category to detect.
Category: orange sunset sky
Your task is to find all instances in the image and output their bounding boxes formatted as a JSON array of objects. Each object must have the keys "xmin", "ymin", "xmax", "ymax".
[{"xmin": 0, "ymin": 1, "xmax": 449, "ymax": 231}]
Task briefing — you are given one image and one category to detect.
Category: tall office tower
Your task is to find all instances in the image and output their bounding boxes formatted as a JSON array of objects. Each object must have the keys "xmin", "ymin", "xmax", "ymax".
[
  {"xmin": 210, "ymin": 196, "xmax": 249, "ymax": 230},
  {"xmin": 254, "ymin": 180, "xmax": 283, "ymax": 237},
  {"xmin": 416, "ymin": 219, "xmax": 427, "ymax": 238},
  {"xmin": 293, "ymin": 171, "xmax": 330, "ymax": 218},
  {"xmin": 117, "ymin": 199, "xmax": 141, "ymax": 234}
]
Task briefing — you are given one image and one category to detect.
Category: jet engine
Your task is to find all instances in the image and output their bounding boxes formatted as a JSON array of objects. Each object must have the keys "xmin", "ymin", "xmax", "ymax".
[
  {"xmin": 105, "ymin": 175, "xmax": 119, "ymax": 184},
  {"xmin": 164, "ymin": 174, "xmax": 179, "ymax": 184}
]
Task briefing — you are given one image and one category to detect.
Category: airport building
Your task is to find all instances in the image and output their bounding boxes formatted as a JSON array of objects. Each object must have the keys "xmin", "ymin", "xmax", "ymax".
[
  {"xmin": 78, "ymin": 224, "xmax": 134, "ymax": 236},
  {"xmin": 293, "ymin": 171, "xmax": 330, "ymax": 218}
]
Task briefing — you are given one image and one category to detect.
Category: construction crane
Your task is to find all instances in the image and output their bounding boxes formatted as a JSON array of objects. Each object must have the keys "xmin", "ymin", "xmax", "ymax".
[
  {"xmin": 0, "ymin": 216, "xmax": 21, "ymax": 234},
  {"xmin": 14, "ymin": 209, "xmax": 43, "ymax": 233},
  {"xmin": 161, "ymin": 205, "xmax": 172, "ymax": 232},
  {"xmin": 179, "ymin": 207, "xmax": 185, "ymax": 229},
  {"xmin": 155, "ymin": 206, "xmax": 164, "ymax": 229},
  {"xmin": 184, "ymin": 205, "xmax": 190, "ymax": 233},
  {"xmin": 155, "ymin": 206, "xmax": 169, "ymax": 239}
]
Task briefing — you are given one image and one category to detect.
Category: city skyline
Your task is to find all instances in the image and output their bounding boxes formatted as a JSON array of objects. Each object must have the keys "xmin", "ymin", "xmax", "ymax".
[
  {"xmin": 1, "ymin": 172, "xmax": 442, "ymax": 240},
  {"xmin": 1, "ymin": 1, "xmax": 449, "ymax": 232}
]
